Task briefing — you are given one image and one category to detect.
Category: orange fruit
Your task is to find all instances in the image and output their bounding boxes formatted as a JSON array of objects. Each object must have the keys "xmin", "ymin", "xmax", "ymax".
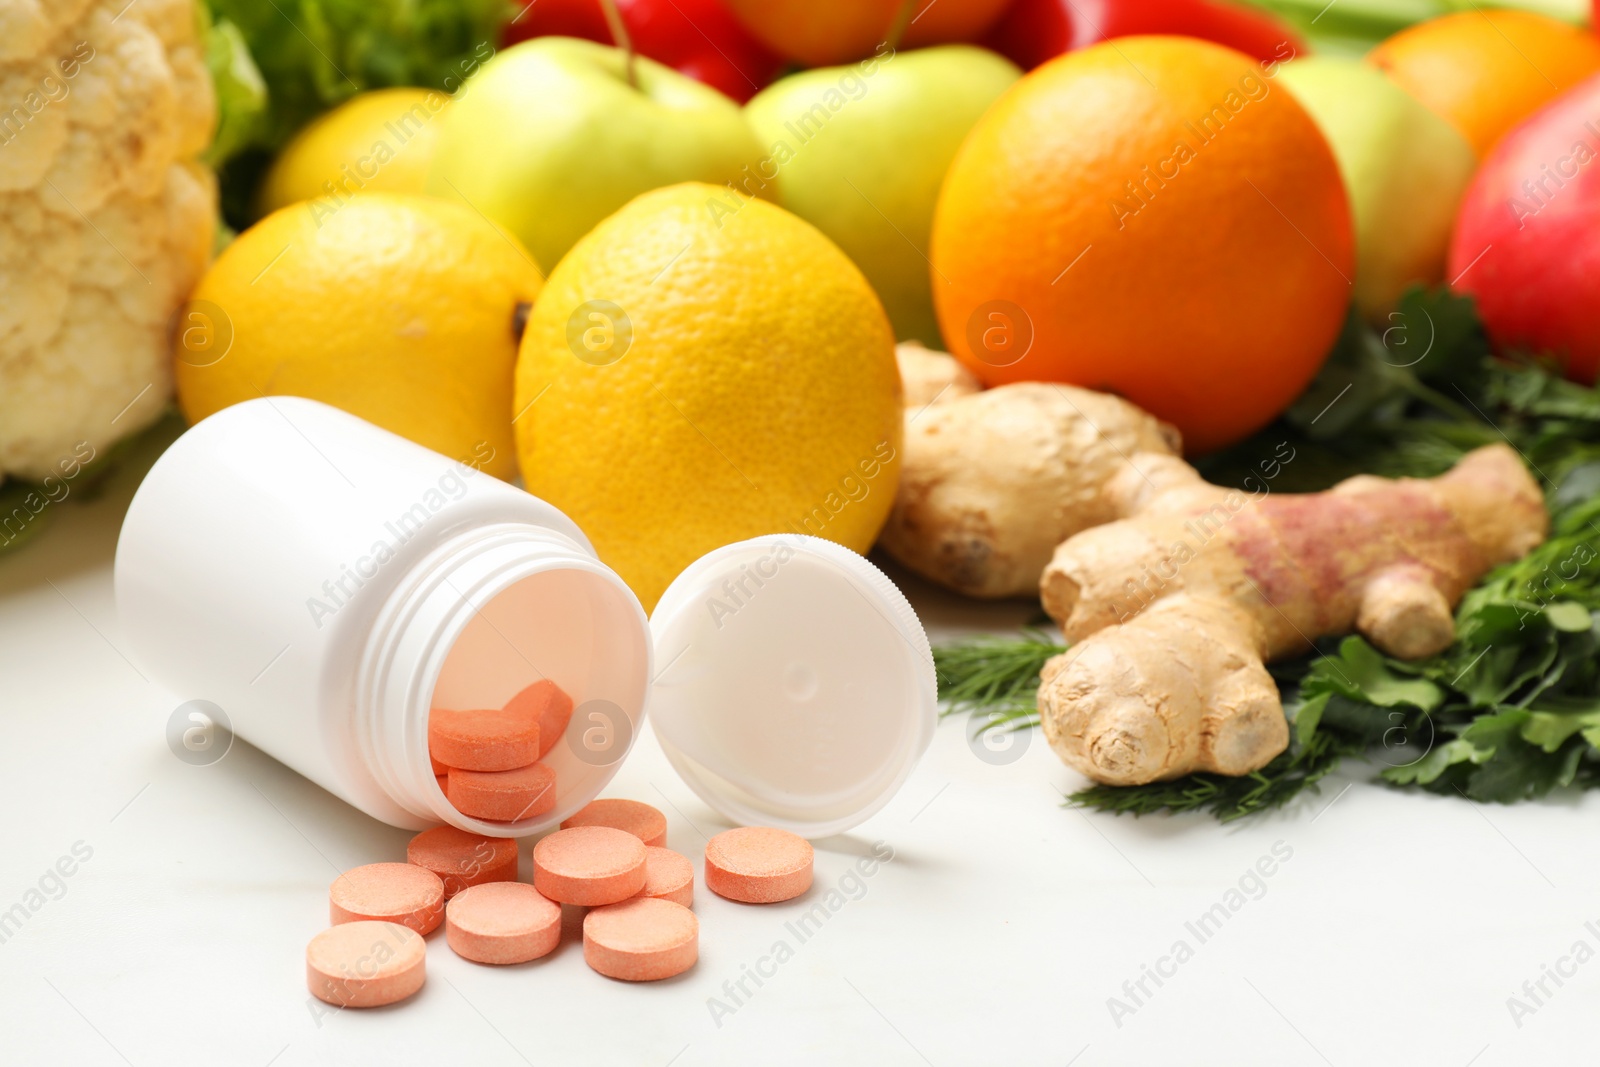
[
  {"xmin": 722, "ymin": 0, "xmax": 1012, "ymax": 65},
  {"xmin": 901, "ymin": 0, "xmax": 1014, "ymax": 48},
  {"xmin": 722, "ymin": 0, "xmax": 899, "ymax": 65},
  {"xmin": 931, "ymin": 37, "xmax": 1352, "ymax": 453},
  {"xmin": 1369, "ymin": 10, "xmax": 1600, "ymax": 157}
]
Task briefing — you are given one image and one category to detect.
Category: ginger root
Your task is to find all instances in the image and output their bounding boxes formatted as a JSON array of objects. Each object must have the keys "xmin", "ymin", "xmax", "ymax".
[
  {"xmin": 1038, "ymin": 444, "xmax": 1547, "ymax": 786},
  {"xmin": 880, "ymin": 372, "xmax": 1181, "ymax": 598},
  {"xmin": 896, "ymin": 341, "xmax": 981, "ymax": 413}
]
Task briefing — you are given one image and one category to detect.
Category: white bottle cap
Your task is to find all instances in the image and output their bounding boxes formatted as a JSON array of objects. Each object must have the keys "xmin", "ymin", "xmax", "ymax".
[{"xmin": 649, "ymin": 535, "xmax": 937, "ymax": 839}]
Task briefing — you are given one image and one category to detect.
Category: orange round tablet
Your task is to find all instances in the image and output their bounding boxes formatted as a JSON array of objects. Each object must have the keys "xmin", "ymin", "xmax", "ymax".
[
  {"xmin": 447, "ymin": 762, "xmax": 557, "ymax": 822},
  {"xmin": 307, "ymin": 920, "xmax": 426, "ymax": 1007},
  {"xmin": 503, "ymin": 679, "xmax": 575, "ymax": 759},
  {"xmin": 429, "ymin": 706, "xmax": 540, "ymax": 772},
  {"xmin": 705, "ymin": 827, "xmax": 813, "ymax": 904},
  {"xmin": 583, "ymin": 898, "xmax": 698, "ymax": 982},
  {"xmin": 446, "ymin": 882, "xmax": 562, "ymax": 965},
  {"xmin": 560, "ymin": 798, "xmax": 667, "ymax": 848},
  {"xmin": 407, "ymin": 827, "xmax": 518, "ymax": 898},
  {"xmin": 533, "ymin": 826, "xmax": 647, "ymax": 906},
  {"xmin": 330, "ymin": 863, "xmax": 445, "ymax": 934},
  {"xmin": 633, "ymin": 847, "xmax": 694, "ymax": 909}
]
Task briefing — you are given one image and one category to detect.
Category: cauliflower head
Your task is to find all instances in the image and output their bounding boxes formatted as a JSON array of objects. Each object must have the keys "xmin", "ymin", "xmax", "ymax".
[{"xmin": 0, "ymin": 0, "xmax": 215, "ymax": 481}]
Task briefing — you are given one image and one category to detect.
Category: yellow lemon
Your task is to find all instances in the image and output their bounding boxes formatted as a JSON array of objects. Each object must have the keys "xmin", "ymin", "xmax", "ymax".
[
  {"xmin": 256, "ymin": 88, "xmax": 449, "ymax": 217},
  {"xmin": 176, "ymin": 193, "xmax": 541, "ymax": 480},
  {"xmin": 515, "ymin": 182, "xmax": 902, "ymax": 610}
]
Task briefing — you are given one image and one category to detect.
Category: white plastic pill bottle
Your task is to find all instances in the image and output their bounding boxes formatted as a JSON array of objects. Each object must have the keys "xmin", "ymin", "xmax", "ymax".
[{"xmin": 115, "ymin": 398, "xmax": 936, "ymax": 839}]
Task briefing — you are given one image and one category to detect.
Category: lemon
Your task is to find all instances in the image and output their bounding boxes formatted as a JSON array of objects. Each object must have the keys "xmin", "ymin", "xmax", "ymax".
[
  {"xmin": 515, "ymin": 182, "xmax": 903, "ymax": 611},
  {"xmin": 256, "ymin": 88, "xmax": 448, "ymax": 218},
  {"xmin": 176, "ymin": 193, "xmax": 541, "ymax": 480}
]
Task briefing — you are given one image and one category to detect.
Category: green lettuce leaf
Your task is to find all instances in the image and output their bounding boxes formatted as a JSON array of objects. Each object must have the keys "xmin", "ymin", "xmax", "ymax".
[
  {"xmin": 205, "ymin": 0, "xmax": 510, "ymax": 149},
  {"xmin": 201, "ymin": 0, "xmax": 511, "ymax": 225},
  {"xmin": 202, "ymin": 15, "xmax": 268, "ymax": 170}
]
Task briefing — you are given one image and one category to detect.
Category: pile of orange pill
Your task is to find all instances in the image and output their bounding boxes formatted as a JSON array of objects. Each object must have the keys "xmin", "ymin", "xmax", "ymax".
[
  {"xmin": 305, "ymin": 793, "xmax": 818, "ymax": 1007},
  {"xmin": 429, "ymin": 679, "xmax": 573, "ymax": 824}
]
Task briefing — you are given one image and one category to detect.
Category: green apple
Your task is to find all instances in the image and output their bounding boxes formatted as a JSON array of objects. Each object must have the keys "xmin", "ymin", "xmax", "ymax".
[
  {"xmin": 744, "ymin": 45, "xmax": 1020, "ymax": 344},
  {"xmin": 1277, "ymin": 56, "xmax": 1478, "ymax": 319},
  {"xmin": 429, "ymin": 37, "xmax": 764, "ymax": 273}
]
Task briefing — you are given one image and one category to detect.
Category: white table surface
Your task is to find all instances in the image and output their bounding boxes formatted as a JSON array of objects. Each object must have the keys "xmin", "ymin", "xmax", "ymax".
[{"xmin": 2, "ymin": 423, "xmax": 1596, "ymax": 1067}]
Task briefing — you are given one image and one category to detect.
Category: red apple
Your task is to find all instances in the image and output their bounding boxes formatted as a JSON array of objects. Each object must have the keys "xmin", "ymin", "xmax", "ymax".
[
  {"xmin": 502, "ymin": 0, "xmax": 783, "ymax": 102},
  {"xmin": 982, "ymin": 0, "xmax": 1305, "ymax": 71},
  {"xmin": 503, "ymin": 0, "xmax": 610, "ymax": 42},
  {"xmin": 1448, "ymin": 72, "xmax": 1600, "ymax": 383}
]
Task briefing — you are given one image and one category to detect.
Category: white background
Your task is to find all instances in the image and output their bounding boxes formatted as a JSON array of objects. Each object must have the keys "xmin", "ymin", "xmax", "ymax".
[{"xmin": 2, "ymin": 424, "xmax": 1596, "ymax": 1066}]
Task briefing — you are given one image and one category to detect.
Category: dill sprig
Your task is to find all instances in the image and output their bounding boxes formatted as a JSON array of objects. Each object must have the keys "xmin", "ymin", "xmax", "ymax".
[
  {"xmin": 933, "ymin": 629, "xmax": 1060, "ymax": 733},
  {"xmin": 1069, "ymin": 719, "xmax": 1365, "ymax": 822}
]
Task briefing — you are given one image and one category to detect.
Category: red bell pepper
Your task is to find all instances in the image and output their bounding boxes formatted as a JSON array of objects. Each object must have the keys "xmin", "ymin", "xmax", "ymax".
[
  {"xmin": 502, "ymin": 0, "xmax": 784, "ymax": 102},
  {"xmin": 983, "ymin": 0, "xmax": 1307, "ymax": 70}
]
